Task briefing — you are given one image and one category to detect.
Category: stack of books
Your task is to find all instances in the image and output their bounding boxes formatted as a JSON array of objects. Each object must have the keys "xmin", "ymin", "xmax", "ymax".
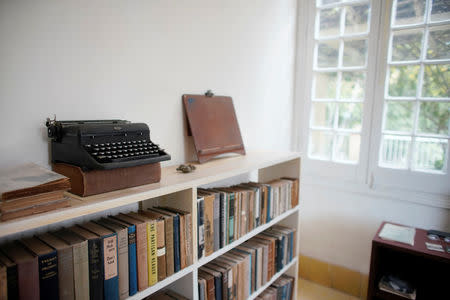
[
  {"xmin": 197, "ymin": 177, "xmax": 299, "ymax": 259},
  {"xmin": 197, "ymin": 225, "xmax": 296, "ymax": 300},
  {"xmin": 0, "ymin": 206, "xmax": 192, "ymax": 300},
  {"xmin": 0, "ymin": 163, "xmax": 71, "ymax": 221},
  {"xmin": 256, "ymin": 275, "xmax": 295, "ymax": 300}
]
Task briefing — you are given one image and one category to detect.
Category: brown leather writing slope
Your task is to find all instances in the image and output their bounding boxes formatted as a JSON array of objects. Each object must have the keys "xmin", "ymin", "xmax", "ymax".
[{"xmin": 182, "ymin": 94, "xmax": 245, "ymax": 163}]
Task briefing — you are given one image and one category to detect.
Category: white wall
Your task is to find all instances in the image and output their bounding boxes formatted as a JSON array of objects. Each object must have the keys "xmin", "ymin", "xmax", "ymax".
[
  {"xmin": 0, "ymin": 0, "xmax": 297, "ymax": 169},
  {"xmin": 299, "ymin": 184, "xmax": 450, "ymax": 274}
]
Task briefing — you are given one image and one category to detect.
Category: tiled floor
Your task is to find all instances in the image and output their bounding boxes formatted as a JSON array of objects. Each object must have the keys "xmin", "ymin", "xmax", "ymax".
[{"xmin": 298, "ymin": 278, "xmax": 360, "ymax": 300}]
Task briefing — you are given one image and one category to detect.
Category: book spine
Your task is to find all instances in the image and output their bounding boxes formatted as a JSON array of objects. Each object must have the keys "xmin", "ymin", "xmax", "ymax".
[
  {"xmin": 204, "ymin": 196, "xmax": 214, "ymax": 256},
  {"xmin": 57, "ymin": 247, "xmax": 74, "ymax": 300},
  {"xmin": 164, "ymin": 218, "xmax": 174, "ymax": 276},
  {"xmin": 185, "ymin": 214, "xmax": 193, "ymax": 267},
  {"xmin": 17, "ymin": 258, "xmax": 39, "ymax": 300},
  {"xmin": 155, "ymin": 220, "xmax": 166, "ymax": 282},
  {"xmin": 73, "ymin": 241, "xmax": 90, "ymax": 300},
  {"xmin": 127, "ymin": 225, "xmax": 138, "ymax": 296},
  {"xmin": 266, "ymin": 186, "xmax": 272, "ymax": 222},
  {"xmin": 88, "ymin": 239, "xmax": 103, "ymax": 300},
  {"xmin": 103, "ymin": 234, "xmax": 119, "ymax": 300},
  {"xmin": 0, "ymin": 265, "xmax": 7, "ymax": 300},
  {"xmin": 38, "ymin": 252, "xmax": 59, "ymax": 300},
  {"xmin": 178, "ymin": 215, "xmax": 186, "ymax": 270},
  {"xmin": 6, "ymin": 265, "xmax": 18, "ymax": 300},
  {"xmin": 197, "ymin": 199, "xmax": 205, "ymax": 260},
  {"xmin": 117, "ymin": 229, "xmax": 129, "ymax": 300},
  {"xmin": 173, "ymin": 215, "xmax": 181, "ymax": 272},
  {"xmin": 213, "ymin": 194, "xmax": 220, "ymax": 252},
  {"xmin": 228, "ymin": 194, "xmax": 235, "ymax": 244},
  {"xmin": 214, "ymin": 275, "xmax": 222, "ymax": 300},
  {"xmin": 148, "ymin": 222, "xmax": 158, "ymax": 286},
  {"xmin": 219, "ymin": 193, "xmax": 226, "ymax": 249},
  {"xmin": 136, "ymin": 223, "xmax": 148, "ymax": 291}
]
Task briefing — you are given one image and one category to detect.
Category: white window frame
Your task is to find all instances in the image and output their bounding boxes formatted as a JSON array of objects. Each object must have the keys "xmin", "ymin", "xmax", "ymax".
[
  {"xmin": 294, "ymin": 0, "xmax": 450, "ymax": 207},
  {"xmin": 368, "ymin": 0, "xmax": 450, "ymax": 196}
]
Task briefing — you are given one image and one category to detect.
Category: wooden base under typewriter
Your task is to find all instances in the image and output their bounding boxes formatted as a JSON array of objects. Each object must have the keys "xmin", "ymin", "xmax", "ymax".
[{"xmin": 52, "ymin": 162, "xmax": 161, "ymax": 197}]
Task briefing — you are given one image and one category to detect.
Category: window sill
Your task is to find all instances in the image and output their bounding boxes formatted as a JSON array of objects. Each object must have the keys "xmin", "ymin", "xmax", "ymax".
[{"xmin": 301, "ymin": 174, "xmax": 450, "ymax": 209}]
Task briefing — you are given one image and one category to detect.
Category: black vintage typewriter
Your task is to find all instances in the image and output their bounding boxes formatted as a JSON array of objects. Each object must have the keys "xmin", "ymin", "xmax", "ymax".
[{"xmin": 46, "ymin": 119, "xmax": 170, "ymax": 170}]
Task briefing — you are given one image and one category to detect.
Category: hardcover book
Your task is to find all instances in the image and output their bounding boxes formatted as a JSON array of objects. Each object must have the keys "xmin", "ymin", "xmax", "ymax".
[
  {"xmin": 20, "ymin": 237, "xmax": 59, "ymax": 300},
  {"xmin": 36, "ymin": 233, "xmax": 75, "ymax": 300}
]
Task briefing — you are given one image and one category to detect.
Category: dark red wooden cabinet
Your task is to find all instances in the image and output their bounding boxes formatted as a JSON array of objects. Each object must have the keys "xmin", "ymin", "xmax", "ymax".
[{"xmin": 367, "ymin": 222, "xmax": 449, "ymax": 300}]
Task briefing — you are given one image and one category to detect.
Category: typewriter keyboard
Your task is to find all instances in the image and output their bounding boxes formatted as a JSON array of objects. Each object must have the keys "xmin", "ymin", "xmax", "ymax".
[{"xmin": 84, "ymin": 140, "xmax": 162, "ymax": 163}]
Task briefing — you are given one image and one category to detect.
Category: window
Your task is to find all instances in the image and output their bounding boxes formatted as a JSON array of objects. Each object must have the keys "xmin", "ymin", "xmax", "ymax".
[
  {"xmin": 298, "ymin": 0, "xmax": 450, "ymax": 196},
  {"xmin": 380, "ymin": 0, "xmax": 449, "ymax": 174},
  {"xmin": 308, "ymin": 0, "xmax": 371, "ymax": 164}
]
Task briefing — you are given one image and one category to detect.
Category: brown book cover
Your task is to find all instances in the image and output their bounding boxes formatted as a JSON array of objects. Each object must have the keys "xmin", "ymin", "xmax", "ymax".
[
  {"xmin": 138, "ymin": 210, "xmax": 167, "ymax": 281},
  {"xmin": 94, "ymin": 218, "xmax": 129, "ymax": 300},
  {"xmin": 0, "ymin": 261, "xmax": 6, "ymax": 300},
  {"xmin": 198, "ymin": 270, "xmax": 215, "ymax": 300},
  {"xmin": 0, "ymin": 163, "xmax": 70, "ymax": 201},
  {"xmin": 0, "ymin": 242, "xmax": 39, "ymax": 300},
  {"xmin": 159, "ymin": 207, "xmax": 193, "ymax": 267},
  {"xmin": 165, "ymin": 290, "xmax": 191, "ymax": 300},
  {"xmin": 0, "ymin": 250, "xmax": 18, "ymax": 300},
  {"xmin": 37, "ymin": 233, "xmax": 75, "ymax": 300},
  {"xmin": 254, "ymin": 235, "xmax": 275, "ymax": 279},
  {"xmin": 52, "ymin": 162, "xmax": 161, "ymax": 197},
  {"xmin": 198, "ymin": 191, "xmax": 214, "ymax": 256},
  {"xmin": 207, "ymin": 262, "xmax": 229, "ymax": 300},
  {"xmin": 281, "ymin": 177, "xmax": 299, "ymax": 208},
  {"xmin": 182, "ymin": 94, "xmax": 245, "ymax": 163},
  {"xmin": 0, "ymin": 197, "xmax": 70, "ymax": 221},
  {"xmin": 146, "ymin": 208, "xmax": 174, "ymax": 277},
  {"xmin": 111, "ymin": 213, "xmax": 148, "ymax": 291},
  {"xmin": 52, "ymin": 229, "xmax": 90, "ymax": 300},
  {"xmin": 0, "ymin": 190, "xmax": 65, "ymax": 211},
  {"xmin": 228, "ymin": 251, "xmax": 251, "ymax": 299}
]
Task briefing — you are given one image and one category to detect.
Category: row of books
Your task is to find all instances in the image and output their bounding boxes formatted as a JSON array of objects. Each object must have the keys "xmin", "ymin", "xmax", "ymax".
[
  {"xmin": 0, "ymin": 206, "xmax": 192, "ymax": 300},
  {"xmin": 197, "ymin": 224, "xmax": 296, "ymax": 300},
  {"xmin": 256, "ymin": 275, "xmax": 295, "ymax": 300},
  {"xmin": 197, "ymin": 177, "xmax": 299, "ymax": 259}
]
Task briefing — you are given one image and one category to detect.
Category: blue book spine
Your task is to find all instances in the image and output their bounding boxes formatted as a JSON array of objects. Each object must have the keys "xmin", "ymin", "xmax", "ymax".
[
  {"xmin": 128, "ymin": 225, "xmax": 138, "ymax": 296},
  {"xmin": 38, "ymin": 251, "xmax": 59, "ymax": 300},
  {"xmin": 281, "ymin": 284, "xmax": 288, "ymax": 300},
  {"xmin": 266, "ymin": 186, "xmax": 272, "ymax": 222},
  {"xmin": 173, "ymin": 214, "xmax": 181, "ymax": 272},
  {"xmin": 103, "ymin": 233, "xmax": 119, "ymax": 300},
  {"xmin": 289, "ymin": 232, "xmax": 293, "ymax": 262},
  {"xmin": 214, "ymin": 275, "xmax": 222, "ymax": 300}
]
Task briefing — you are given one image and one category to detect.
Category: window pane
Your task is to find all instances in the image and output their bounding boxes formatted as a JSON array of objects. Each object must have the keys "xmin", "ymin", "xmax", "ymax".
[
  {"xmin": 384, "ymin": 101, "xmax": 414, "ymax": 132},
  {"xmin": 388, "ymin": 65, "xmax": 420, "ymax": 97},
  {"xmin": 430, "ymin": 0, "xmax": 450, "ymax": 22},
  {"xmin": 341, "ymin": 71, "xmax": 365, "ymax": 99},
  {"xmin": 391, "ymin": 30, "xmax": 423, "ymax": 61},
  {"xmin": 309, "ymin": 130, "xmax": 333, "ymax": 160},
  {"xmin": 319, "ymin": 0, "xmax": 341, "ymax": 5},
  {"xmin": 315, "ymin": 72, "xmax": 337, "ymax": 98},
  {"xmin": 335, "ymin": 133, "xmax": 360, "ymax": 162},
  {"xmin": 413, "ymin": 138, "xmax": 448, "ymax": 172},
  {"xmin": 394, "ymin": 0, "xmax": 425, "ymax": 26},
  {"xmin": 343, "ymin": 39, "xmax": 367, "ymax": 67},
  {"xmin": 422, "ymin": 64, "xmax": 450, "ymax": 98},
  {"xmin": 319, "ymin": 8, "xmax": 341, "ymax": 37},
  {"xmin": 344, "ymin": 4, "xmax": 369, "ymax": 34},
  {"xmin": 311, "ymin": 102, "xmax": 335, "ymax": 128},
  {"xmin": 317, "ymin": 41, "xmax": 339, "ymax": 68},
  {"xmin": 427, "ymin": 28, "xmax": 450, "ymax": 60},
  {"xmin": 380, "ymin": 135, "xmax": 411, "ymax": 169},
  {"xmin": 418, "ymin": 101, "xmax": 450, "ymax": 135},
  {"xmin": 337, "ymin": 103, "xmax": 362, "ymax": 130}
]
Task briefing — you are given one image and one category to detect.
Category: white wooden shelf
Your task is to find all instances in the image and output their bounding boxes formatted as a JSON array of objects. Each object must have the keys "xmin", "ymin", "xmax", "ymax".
[
  {"xmin": 0, "ymin": 150, "xmax": 301, "ymax": 299},
  {"xmin": 0, "ymin": 151, "xmax": 300, "ymax": 239}
]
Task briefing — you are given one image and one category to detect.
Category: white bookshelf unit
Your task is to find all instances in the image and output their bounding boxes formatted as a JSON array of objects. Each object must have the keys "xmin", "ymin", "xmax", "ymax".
[{"xmin": 0, "ymin": 150, "xmax": 301, "ymax": 300}]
